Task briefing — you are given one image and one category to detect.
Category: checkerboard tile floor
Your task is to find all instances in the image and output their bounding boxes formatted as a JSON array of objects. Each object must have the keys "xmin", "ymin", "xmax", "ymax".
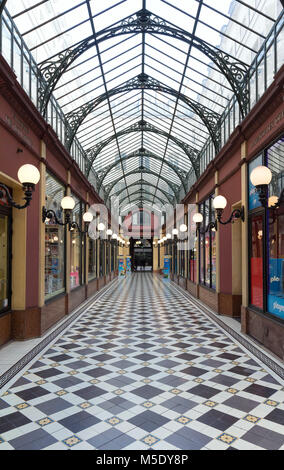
[{"xmin": 0, "ymin": 274, "xmax": 284, "ymax": 450}]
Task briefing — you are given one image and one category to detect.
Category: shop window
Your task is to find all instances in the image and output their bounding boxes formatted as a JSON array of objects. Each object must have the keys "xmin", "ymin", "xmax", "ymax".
[
  {"xmin": 88, "ymin": 238, "xmax": 97, "ymax": 281},
  {"xmin": 70, "ymin": 195, "xmax": 82, "ymax": 290},
  {"xmin": 0, "ymin": 192, "xmax": 11, "ymax": 313},
  {"xmin": 250, "ymin": 214, "xmax": 264, "ymax": 309},
  {"xmin": 44, "ymin": 173, "xmax": 65, "ymax": 300},
  {"xmin": 248, "ymin": 154, "xmax": 263, "ymax": 210},
  {"xmin": 187, "ymin": 206, "xmax": 197, "ymax": 283},
  {"xmin": 267, "ymin": 136, "xmax": 284, "ymax": 319},
  {"xmin": 268, "ymin": 210, "xmax": 284, "ymax": 319},
  {"xmin": 99, "ymin": 240, "xmax": 105, "ymax": 277},
  {"xmin": 199, "ymin": 196, "xmax": 215, "ymax": 289}
]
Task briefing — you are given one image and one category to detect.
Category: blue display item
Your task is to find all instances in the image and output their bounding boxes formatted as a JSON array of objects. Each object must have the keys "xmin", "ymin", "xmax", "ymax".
[
  {"xmin": 126, "ymin": 256, "xmax": 131, "ymax": 274},
  {"xmin": 267, "ymin": 294, "xmax": 284, "ymax": 319},
  {"xmin": 163, "ymin": 256, "xmax": 171, "ymax": 279},
  {"xmin": 248, "ymin": 154, "xmax": 263, "ymax": 210},
  {"xmin": 268, "ymin": 258, "xmax": 283, "ymax": 295},
  {"xmin": 118, "ymin": 257, "xmax": 125, "ymax": 277}
]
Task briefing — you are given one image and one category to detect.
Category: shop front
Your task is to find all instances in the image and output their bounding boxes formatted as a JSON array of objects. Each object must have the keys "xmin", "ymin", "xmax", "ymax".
[{"xmin": 246, "ymin": 134, "xmax": 284, "ymax": 356}]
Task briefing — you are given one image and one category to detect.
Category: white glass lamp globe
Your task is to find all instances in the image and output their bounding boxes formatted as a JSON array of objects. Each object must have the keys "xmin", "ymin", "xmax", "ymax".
[
  {"xmin": 180, "ymin": 224, "xmax": 187, "ymax": 232},
  {"xmin": 61, "ymin": 196, "xmax": 76, "ymax": 210},
  {"xmin": 83, "ymin": 211, "xmax": 93, "ymax": 223},
  {"xmin": 166, "ymin": 233, "xmax": 172, "ymax": 239},
  {"xmin": 112, "ymin": 233, "xmax": 118, "ymax": 239},
  {"xmin": 163, "ymin": 236, "xmax": 167, "ymax": 241},
  {"xmin": 250, "ymin": 166, "xmax": 272, "ymax": 187},
  {"xmin": 106, "ymin": 229, "xmax": 113, "ymax": 236},
  {"xmin": 268, "ymin": 195, "xmax": 279, "ymax": 207},
  {"xmin": 18, "ymin": 164, "xmax": 40, "ymax": 185},
  {"xmin": 213, "ymin": 195, "xmax": 227, "ymax": 210},
  {"xmin": 193, "ymin": 213, "xmax": 203, "ymax": 224},
  {"xmin": 98, "ymin": 222, "xmax": 105, "ymax": 231},
  {"xmin": 172, "ymin": 228, "xmax": 179, "ymax": 236}
]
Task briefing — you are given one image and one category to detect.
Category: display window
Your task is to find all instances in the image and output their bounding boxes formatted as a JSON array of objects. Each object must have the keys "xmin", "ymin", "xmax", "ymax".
[
  {"xmin": 187, "ymin": 205, "xmax": 197, "ymax": 283},
  {"xmin": 249, "ymin": 213, "xmax": 264, "ymax": 309},
  {"xmin": 88, "ymin": 238, "xmax": 97, "ymax": 281},
  {"xmin": 198, "ymin": 196, "xmax": 216, "ymax": 290},
  {"xmin": 44, "ymin": 173, "xmax": 65, "ymax": 300},
  {"xmin": 0, "ymin": 191, "xmax": 11, "ymax": 314},
  {"xmin": 99, "ymin": 240, "xmax": 105, "ymax": 277},
  {"xmin": 248, "ymin": 134, "xmax": 284, "ymax": 320},
  {"xmin": 70, "ymin": 194, "xmax": 82, "ymax": 290}
]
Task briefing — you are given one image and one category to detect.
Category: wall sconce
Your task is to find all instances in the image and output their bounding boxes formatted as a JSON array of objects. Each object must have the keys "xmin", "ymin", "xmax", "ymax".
[
  {"xmin": 0, "ymin": 164, "xmax": 40, "ymax": 209},
  {"xmin": 42, "ymin": 195, "xmax": 93, "ymax": 233},
  {"xmin": 70, "ymin": 210, "xmax": 94, "ymax": 234},
  {"xmin": 250, "ymin": 165, "xmax": 283, "ymax": 209},
  {"xmin": 193, "ymin": 212, "xmax": 217, "ymax": 234},
  {"xmin": 213, "ymin": 195, "xmax": 245, "ymax": 225}
]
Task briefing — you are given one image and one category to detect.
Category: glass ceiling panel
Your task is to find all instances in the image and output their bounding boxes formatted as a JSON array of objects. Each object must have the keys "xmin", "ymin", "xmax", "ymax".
[{"xmin": 4, "ymin": 0, "xmax": 281, "ymax": 204}]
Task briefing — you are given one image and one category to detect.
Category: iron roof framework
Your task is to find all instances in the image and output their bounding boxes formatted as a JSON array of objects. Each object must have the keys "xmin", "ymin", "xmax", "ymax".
[{"xmin": 3, "ymin": 0, "xmax": 282, "ymax": 209}]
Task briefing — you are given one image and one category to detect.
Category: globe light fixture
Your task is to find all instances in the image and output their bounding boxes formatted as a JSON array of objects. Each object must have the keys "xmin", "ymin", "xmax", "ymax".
[
  {"xmin": 213, "ymin": 194, "xmax": 244, "ymax": 226},
  {"xmin": 180, "ymin": 224, "xmax": 187, "ymax": 232},
  {"xmin": 213, "ymin": 195, "xmax": 227, "ymax": 210},
  {"xmin": 166, "ymin": 233, "xmax": 171, "ymax": 239},
  {"xmin": 172, "ymin": 228, "xmax": 179, "ymax": 236},
  {"xmin": 268, "ymin": 196, "xmax": 279, "ymax": 207},
  {"xmin": 193, "ymin": 213, "xmax": 203, "ymax": 224},
  {"xmin": 61, "ymin": 196, "xmax": 76, "ymax": 210},
  {"xmin": 17, "ymin": 164, "xmax": 40, "ymax": 186},
  {"xmin": 250, "ymin": 165, "xmax": 272, "ymax": 187},
  {"xmin": 193, "ymin": 212, "xmax": 217, "ymax": 234},
  {"xmin": 83, "ymin": 211, "xmax": 94, "ymax": 223},
  {"xmin": 98, "ymin": 222, "xmax": 106, "ymax": 231},
  {"xmin": 250, "ymin": 165, "xmax": 283, "ymax": 209},
  {"xmin": 106, "ymin": 229, "xmax": 113, "ymax": 236},
  {"xmin": 0, "ymin": 164, "xmax": 40, "ymax": 209},
  {"xmin": 112, "ymin": 233, "xmax": 118, "ymax": 239}
]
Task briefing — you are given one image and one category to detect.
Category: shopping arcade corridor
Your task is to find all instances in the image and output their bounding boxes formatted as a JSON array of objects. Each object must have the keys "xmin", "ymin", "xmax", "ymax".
[{"xmin": 0, "ymin": 273, "xmax": 283, "ymax": 450}]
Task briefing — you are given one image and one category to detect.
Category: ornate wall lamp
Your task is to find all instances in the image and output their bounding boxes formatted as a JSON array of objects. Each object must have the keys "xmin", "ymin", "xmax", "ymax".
[
  {"xmin": 42, "ymin": 195, "xmax": 94, "ymax": 233},
  {"xmin": 193, "ymin": 212, "xmax": 217, "ymax": 234},
  {"xmin": 250, "ymin": 165, "xmax": 284, "ymax": 209},
  {"xmin": 0, "ymin": 164, "xmax": 40, "ymax": 209},
  {"xmin": 213, "ymin": 195, "xmax": 245, "ymax": 225},
  {"xmin": 193, "ymin": 196, "xmax": 244, "ymax": 234}
]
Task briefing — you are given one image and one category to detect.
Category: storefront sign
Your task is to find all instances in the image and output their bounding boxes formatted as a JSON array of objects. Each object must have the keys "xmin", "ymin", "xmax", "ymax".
[
  {"xmin": 252, "ymin": 110, "xmax": 284, "ymax": 148},
  {"xmin": 4, "ymin": 112, "xmax": 33, "ymax": 148}
]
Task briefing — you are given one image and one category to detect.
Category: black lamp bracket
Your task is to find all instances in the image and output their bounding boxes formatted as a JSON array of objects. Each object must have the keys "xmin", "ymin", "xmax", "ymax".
[
  {"xmin": 216, "ymin": 206, "xmax": 245, "ymax": 225},
  {"xmin": 0, "ymin": 182, "xmax": 35, "ymax": 210}
]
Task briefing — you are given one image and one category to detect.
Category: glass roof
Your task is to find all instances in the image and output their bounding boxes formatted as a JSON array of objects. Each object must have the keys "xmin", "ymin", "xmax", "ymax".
[{"xmin": 4, "ymin": 0, "xmax": 282, "ymax": 209}]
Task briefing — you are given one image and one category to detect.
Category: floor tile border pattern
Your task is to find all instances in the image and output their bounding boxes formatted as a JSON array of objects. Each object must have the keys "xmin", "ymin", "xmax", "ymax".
[
  {"xmin": 0, "ymin": 278, "xmax": 119, "ymax": 390},
  {"xmin": 167, "ymin": 279, "xmax": 284, "ymax": 382}
]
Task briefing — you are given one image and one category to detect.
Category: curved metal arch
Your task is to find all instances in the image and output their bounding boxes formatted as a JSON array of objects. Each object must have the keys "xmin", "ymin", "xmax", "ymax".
[
  {"xmin": 110, "ymin": 180, "xmax": 176, "ymax": 205},
  {"xmin": 119, "ymin": 190, "xmax": 168, "ymax": 207},
  {"xmin": 86, "ymin": 120, "xmax": 200, "ymax": 178},
  {"xmin": 97, "ymin": 149, "xmax": 188, "ymax": 193},
  {"xmin": 121, "ymin": 197, "xmax": 163, "ymax": 210},
  {"xmin": 38, "ymin": 9, "xmax": 249, "ymax": 120},
  {"xmin": 105, "ymin": 168, "xmax": 180, "ymax": 201},
  {"xmin": 64, "ymin": 74, "xmax": 221, "ymax": 153}
]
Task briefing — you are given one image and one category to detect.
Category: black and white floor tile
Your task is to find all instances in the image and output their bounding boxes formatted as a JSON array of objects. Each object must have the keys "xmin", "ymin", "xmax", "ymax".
[{"xmin": 0, "ymin": 274, "xmax": 284, "ymax": 450}]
